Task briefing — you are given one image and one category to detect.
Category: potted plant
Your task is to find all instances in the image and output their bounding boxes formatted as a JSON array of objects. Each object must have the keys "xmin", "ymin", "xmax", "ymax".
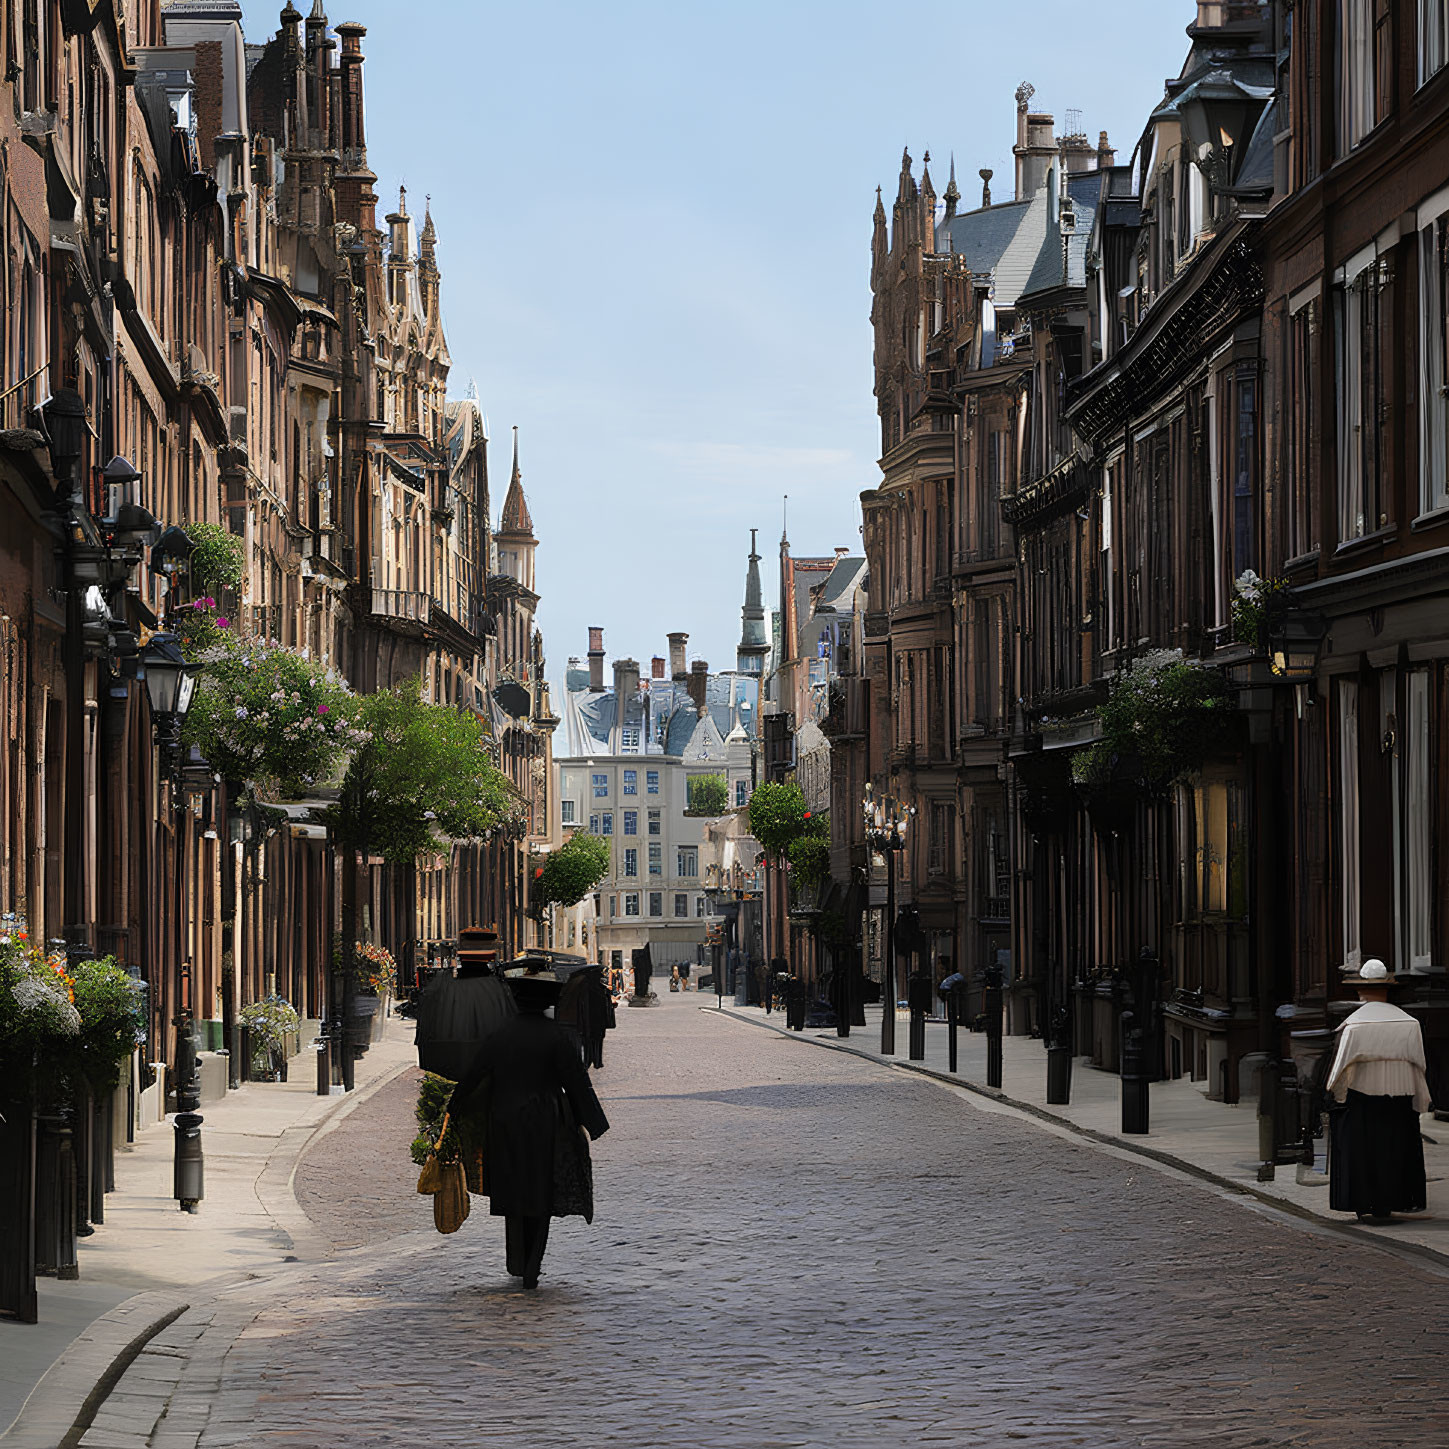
[{"xmin": 238, "ymin": 996, "xmax": 300, "ymax": 1082}]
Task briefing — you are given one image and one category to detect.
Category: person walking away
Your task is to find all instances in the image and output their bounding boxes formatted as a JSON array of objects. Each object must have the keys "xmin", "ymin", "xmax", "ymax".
[
  {"xmin": 1325, "ymin": 958, "xmax": 1432, "ymax": 1220},
  {"xmin": 447, "ymin": 975, "xmax": 609, "ymax": 1288}
]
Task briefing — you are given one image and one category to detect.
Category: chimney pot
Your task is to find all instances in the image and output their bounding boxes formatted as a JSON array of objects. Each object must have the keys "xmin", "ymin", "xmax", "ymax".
[
  {"xmin": 667, "ymin": 631, "xmax": 689, "ymax": 681},
  {"xmin": 587, "ymin": 626, "xmax": 605, "ymax": 693},
  {"xmin": 651, "ymin": 655, "xmax": 666, "ymax": 680}
]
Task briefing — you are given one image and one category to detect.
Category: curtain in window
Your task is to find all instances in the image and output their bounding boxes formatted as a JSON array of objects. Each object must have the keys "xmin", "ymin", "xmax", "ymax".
[
  {"xmin": 1338, "ymin": 680, "xmax": 1362, "ymax": 971},
  {"xmin": 1420, "ymin": 0, "xmax": 1449, "ymax": 85},
  {"xmin": 1406, "ymin": 671, "xmax": 1434, "ymax": 971},
  {"xmin": 1338, "ymin": 0, "xmax": 1373, "ymax": 152},
  {"xmin": 1337, "ymin": 278, "xmax": 1366, "ymax": 540},
  {"xmin": 1420, "ymin": 222, "xmax": 1449, "ymax": 515}
]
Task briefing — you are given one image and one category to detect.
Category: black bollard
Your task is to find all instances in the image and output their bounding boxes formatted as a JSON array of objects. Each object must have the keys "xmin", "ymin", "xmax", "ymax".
[
  {"xmin": 907, "ymin": 969, "xmax": 931, "ymax": 1062},
  {"xmin": 35, "ymin": 1111, "xmax": 79, "ymax": 1279},
  {"xmin": 946, "ymin": 993, "xmax": 958, "ymax": 1073},
  {"xmin": 1120, "ymin": 1010, "xmax": 1149, "ymax": 1134},
  {"xmin": 172, "ymin": 1015, "xmax": 205, "ymax": 1211},
  {"xmin": 984, "ymin": 966, "xmax": 1004, "ymax": 1089},
  {"xmin": 316, "ymin": 1023, "xmax": 332, "ymax": 1096}
]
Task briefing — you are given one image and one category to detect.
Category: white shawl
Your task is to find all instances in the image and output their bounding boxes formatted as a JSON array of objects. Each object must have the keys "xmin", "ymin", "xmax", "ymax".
[{"xmin": 1324, "ymin": 1002, "xmax": 1432, "ymax": 1113}]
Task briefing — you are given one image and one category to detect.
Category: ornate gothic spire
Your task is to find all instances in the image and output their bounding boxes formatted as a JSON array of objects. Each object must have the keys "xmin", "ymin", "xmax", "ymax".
[{"xmin": 499, "ymin": 426, "xmax": 533, "ymax": 536}]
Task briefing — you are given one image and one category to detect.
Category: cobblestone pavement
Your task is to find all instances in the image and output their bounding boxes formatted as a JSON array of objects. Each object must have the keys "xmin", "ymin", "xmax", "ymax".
[{"xmin": 101, "ymin": 997, "xmax": 1449, "ymax": 1448}]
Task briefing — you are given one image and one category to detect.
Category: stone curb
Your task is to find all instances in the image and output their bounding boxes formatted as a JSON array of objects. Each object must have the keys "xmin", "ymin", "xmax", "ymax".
[
  {"xmin": 2, "ymin": 1040, "xmax": 418, "ymax": 1448},
  {"xmin": 709, "ymin": 1004, "xmax": 1449, "ymax": 1276},
  {"xmin": 253, "ymin": 1048, "xmax": 418, "ymax": 1265},
  {"xmin": 0, "ymin": 1291, "xmax": 189, "ymax": 1449}
]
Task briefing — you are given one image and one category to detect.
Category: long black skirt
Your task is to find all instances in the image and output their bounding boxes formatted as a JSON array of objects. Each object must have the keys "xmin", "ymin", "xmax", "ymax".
[{"xmin": 1328, "ymin": 1090, "xmax": 1427, "ymax": 1215}]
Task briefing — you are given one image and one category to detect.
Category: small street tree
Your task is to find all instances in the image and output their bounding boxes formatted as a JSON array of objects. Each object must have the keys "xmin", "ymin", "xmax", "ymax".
[
  {"xmin": 532, "ymin": 832, "xmax": 610, "ymax": 918},
  {"xmin": 321, "ymin": 679, "xmax": 521, "ymax": 1086}
]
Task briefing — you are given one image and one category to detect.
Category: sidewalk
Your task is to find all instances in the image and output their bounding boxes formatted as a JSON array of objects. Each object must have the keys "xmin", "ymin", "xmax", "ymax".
[
  {"xmin": 0, "ymin": 1019, "xmax": 418, "ymax": 1445},
  {"xmin": 712, "ymin": 1001, "xmax": 1449, "ymax": 1265}
]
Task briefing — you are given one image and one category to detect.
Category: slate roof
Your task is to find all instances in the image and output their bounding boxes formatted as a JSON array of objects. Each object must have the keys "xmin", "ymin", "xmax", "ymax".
[
  {"xmin": 935, "ymin": 199, "xmax": 1031, "ymax": 279},
  {"xmin": 1019, "ymin": 172, "xmax": 1104, "ymax": 300}
]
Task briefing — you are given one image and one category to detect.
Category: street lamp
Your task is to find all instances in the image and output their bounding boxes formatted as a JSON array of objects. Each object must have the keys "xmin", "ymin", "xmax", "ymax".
[
  {"xmin": 863, "ymin": 783, "xmax": 912, "ymax": 1056},
  {"xmin": 1266, "ymin": 604, "xmax": 1328, "ymax": 682},
  {"xmin": 140, "ymin": 631, "xmax": 206, "ymax": 1211}
]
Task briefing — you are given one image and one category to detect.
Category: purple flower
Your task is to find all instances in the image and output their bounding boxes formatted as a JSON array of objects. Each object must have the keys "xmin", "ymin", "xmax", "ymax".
[
  {"xmin": 317, "ymin": 704, "xmax": 329, "ymax": 715},
  {"xmin": 217, "ymin": 617, "xmax": 230, "ymax": 629},
  {"xmin": 205, "ymin": 596, "xmax": 216, "ymax": 607}
]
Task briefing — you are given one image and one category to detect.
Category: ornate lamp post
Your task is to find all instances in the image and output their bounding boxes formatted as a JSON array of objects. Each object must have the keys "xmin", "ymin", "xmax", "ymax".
[
  {"xmin": 141, "ymin": 632, "xmax": 206, "ymax": 1211},
  {"xmin": 863, "ymin": 784, "xmax": 912, "ymax": 1056}
]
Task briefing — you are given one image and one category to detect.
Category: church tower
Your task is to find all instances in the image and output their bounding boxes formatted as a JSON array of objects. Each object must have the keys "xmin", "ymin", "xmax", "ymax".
[
  {"xmin": 737, "ymin": 528, "xmax": 768, "ymax": 674},
  {"xmin": 495, "ymin": 427, "xmax": 536, "ymax": 593}
]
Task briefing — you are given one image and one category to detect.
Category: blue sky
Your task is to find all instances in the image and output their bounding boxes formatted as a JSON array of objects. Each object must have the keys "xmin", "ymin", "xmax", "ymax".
[{"xmin": 238, "ymin": 1, "xmax": 1192, "ymax": 686}]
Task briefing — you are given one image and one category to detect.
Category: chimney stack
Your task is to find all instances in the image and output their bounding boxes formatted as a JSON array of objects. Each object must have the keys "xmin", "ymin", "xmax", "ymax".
[
  {"xmin": 687, "ymin": 660, "xmax": 709, "ymax": 714},
  {"xmin": 651, "ymin": 655, "xmax": 666, "ymax": 680},
  {"xmin": 613, "ymin": 657, "xmax": 640, "ymax": 701},
  {"xmin": 668, "ymin": 632, "xmax": 689, "ymax": 681},
  {"xmin": 587, "ymin": 626, "xmax": 605, "ymax": 693}
]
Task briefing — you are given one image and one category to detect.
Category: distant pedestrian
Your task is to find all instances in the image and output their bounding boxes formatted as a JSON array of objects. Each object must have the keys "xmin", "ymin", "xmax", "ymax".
[
  {"xmin": 1325, "ymin": 959, "xmax": 1431, "ymax": 1221},
  {"xmin": 679, "ymin": 962, "xmax": 690, "ymax": 992},
  {"xmin": 447, "ymin": 974, "xmax": 609, "ymax": 1288}
]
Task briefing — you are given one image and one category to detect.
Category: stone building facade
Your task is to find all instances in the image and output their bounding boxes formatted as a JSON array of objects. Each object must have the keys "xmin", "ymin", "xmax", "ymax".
[
  {"xmin": 0, "ymin": 1, "xmax": 550, "ymax": 1116},
  {"xmin": 861, "ymin": 0, "xmax": 1449, "ymax": 1133}
]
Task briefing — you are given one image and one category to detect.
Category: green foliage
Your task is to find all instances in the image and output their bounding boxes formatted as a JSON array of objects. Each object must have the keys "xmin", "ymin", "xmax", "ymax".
[
  {"xmin": 69, "ymin": 956, "xmax": 146, "ymax": 1092},
  {"xmin": 786, "ymin": 832, "xmax": 831, "ymax": 887},
  {"xmin": 535, "ymin": 832, "xmax": 610, "ymax": 914},
  {"xmin": 1074, "ymin": 651, "xmax": 1233, "ymax": 796},
  {"xmin": 240, "ymin": 995, "xmax": 300, "ymax": 1078},
  {"xmin": 324, "ymin": 678, "xmax": 521, "ymax": 863},
  {"xmin": 684, "ymin": 773, "xmax": 729, "ymax": 816},
  {"xmin": 183, "ymin": 522, "xmax": 246, "ymax": 596},
  {"xmin": 411, "ymin": 1071, "xmax": 458, "ymax": 1165},
  {"xmin": 182, "ymin": 634, "xmax": 359, "ymax": 793},
  {"xmin": 747, "ymin": 781, "xmax": 811, "ymax": 856},
  {"xmin": 172, "ymin": 597, "xmax": 230, "ymax": 653}
]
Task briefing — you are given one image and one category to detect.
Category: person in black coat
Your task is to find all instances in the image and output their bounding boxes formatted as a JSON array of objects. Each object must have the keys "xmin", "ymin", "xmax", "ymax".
[{"xmin": 446, "ymin": 974, "xmax": 609, "ymax": 1288}]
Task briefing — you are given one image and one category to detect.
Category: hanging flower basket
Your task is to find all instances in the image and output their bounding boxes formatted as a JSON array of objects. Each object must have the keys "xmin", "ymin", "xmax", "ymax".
[{"xmin": 1073, "ymin": 650, "xmax": 1234, "ymax": 800}]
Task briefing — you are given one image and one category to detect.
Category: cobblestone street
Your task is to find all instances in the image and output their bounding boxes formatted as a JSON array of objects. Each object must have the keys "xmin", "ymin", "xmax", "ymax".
[{"xmin": 132, "ymin": 998, "xmax": 1449, "ymax": 1448}]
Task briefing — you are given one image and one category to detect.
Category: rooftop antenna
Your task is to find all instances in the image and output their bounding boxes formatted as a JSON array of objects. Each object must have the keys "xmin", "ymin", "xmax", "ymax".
[
  {"xmin": 782, "ymin": 493, "xmax": 789, "ymax": 545},
  {"xmin": 1065, "ymin": 108, "xmax": 1083, "ymax": 139}
]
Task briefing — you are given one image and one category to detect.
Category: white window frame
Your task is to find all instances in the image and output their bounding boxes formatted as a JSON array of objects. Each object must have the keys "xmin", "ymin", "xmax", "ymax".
[
  {"xmin": 622, "ymin": 769, "xmax": 637, "ymax": 795},
  {"xmin": 677, "ymin": 846, "xmax": 698, "ymax": 878},
  {"xmin": 560, "ymin": 799, "xmax": 576, "ymax": 825},
  {"xmin": 1338, "ymin": 679, "xmax": 1362, "ymax": 973},
  {"xmin": 592, "ymin": 772, "xmax": 609, "ymax": 798},
  {"xmin": 646, "ymin": 770, "xmax": 660, "ymax": 794},
  {"xmin": 623, "ymin": 847, "xmax": 637, "ymax": 878},
  {"xmin": 624, "ymin": 892, "xmax": 639, "ymax": 917},
  {"xmin": 600, "ymin": 812, "xmax": 613, "ymax": 836}
]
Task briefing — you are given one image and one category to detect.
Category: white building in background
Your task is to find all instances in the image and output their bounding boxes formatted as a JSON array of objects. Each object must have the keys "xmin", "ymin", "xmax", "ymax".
[{"xmin": 551, "ymin": 590, "xmax": 763, "ymax": 975}]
